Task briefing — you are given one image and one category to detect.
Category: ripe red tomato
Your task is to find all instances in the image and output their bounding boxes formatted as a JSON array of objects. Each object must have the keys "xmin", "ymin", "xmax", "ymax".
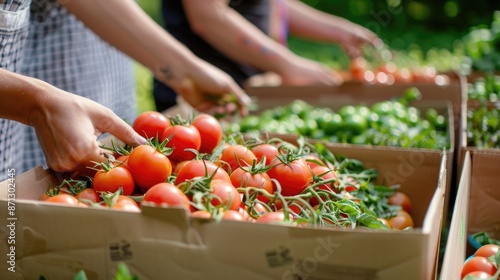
[
  {"xmin": 461, "ymin": 256, "xmax": 497, "ymax": 279},
  {"xmin": 127, "ymin": 145, "xmax": 172, "ymax": 192},
  {"xmin": 112, "ymin": 196, "xmax": 141, "ymax": 212},
  {"xmin": 175, "ymin": 159, "xmax": 230, "ymax": 185},
  {"xmin": 475, "ymin": 244, "xmax": 500, "ymax": 258},
  {"xmin": 256, "ymin": 211, "xmax": 292, "ymax": 224},
  {"xmin": 210, "ymin": 179, "xmax": 241, "ymax": 211},
  {"xmin": 309, "ymin": 166, "xmax": 338, "ymax": 206},
  {"xmin": 192, "ymin": 114, "xmax": 223, "ymax": 154},
  {"xmin": 162, "ymin": 124, "xmax": 201, "ymax": 162},
  {"xmin": 218, "ymin": 144, "xmax": 257, "ymax": 174},
  {"xmin": 45, "ymin": 193, "xmax": 79, "ymax": 206},
  {"xmin": 230, "ymin": 167, "xmax": 273, "ymax": 203},
  {"xmin": 303, "ymin": 154, "xmax": 326, "ymax": 170},
  {"xmin": 191, "ymin": 210, "xmax": 212, "ymax": 219},
  {"xmin": 92, "ymin": 166, "xmax": 135, "ymax": 196},
  {"xmin": 250, "ymin": 144, "xmax": 279, "ymax": 166},
  {"xmin": 267, "ymin": 158, "xmax": 313, "ymax": 196},
  {"xmin": 142, "ymin": 182, "xmax": 191, "ymax": 211},
  {"xmin": 388, "ymin": 192, "xmax": 412, "ymax": 214},
  {"xmin": 461, "ymin": 271, "xmax": 493, "ymax": 279},
  {"xmin": 115, "ymin": 155, "xmax": 129, "ymax": 169},
  {"xmin": 132, "ymin": 111, "xmax": 171, "ymax": 140},
  {"xmin": 222, "ymin": 210, "xmax": 244, "ymax": 221},
  {"xmin": 388, "ymin": 210, "xmax": 414, "ymax": 230},
  {"xmin": 75, "ymin": 188, "xmax": 102, "ymax": 203},
  {"xmin": 350, "ymin": 57, "xmax": 368, "ymax": 81}
]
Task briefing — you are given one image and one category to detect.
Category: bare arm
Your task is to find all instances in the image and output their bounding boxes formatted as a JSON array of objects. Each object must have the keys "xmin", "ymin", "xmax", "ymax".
[
  {"xmin": 58, "ymin": 0, "xmax": 250, "ymax": 113},
  {"xmin": 284, "ymin": 0, "xmax": 382, "ymax": 56},
  {"xmin": 0, "ymin": 68, "xmax": 145, "ymax": 172},
  {"xmin": 182, "ymin": 0, "xmax": 340, "ymax": 85}
]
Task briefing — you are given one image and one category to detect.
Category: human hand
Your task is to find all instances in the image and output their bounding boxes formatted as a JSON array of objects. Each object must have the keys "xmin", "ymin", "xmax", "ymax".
[
  {"xmin": 29, "ymin": 84, "xmax": 146, "ymax": 174},
  {"xmin": 336, "ymin": 23, "xmax": 384, "ymax": 58},
  {"xmin": 279, "ymin": 56, "xmax": 343, "ymax": 86},
  {"xmin": 157, "ymin": 58, "xmax": 251, "ymax": 116}
]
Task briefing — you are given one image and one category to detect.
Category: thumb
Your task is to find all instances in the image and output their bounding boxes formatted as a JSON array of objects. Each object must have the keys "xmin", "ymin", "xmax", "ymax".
[{"xmin": 99, "ymin": 114, "xmax": 147, "ymax": 146}]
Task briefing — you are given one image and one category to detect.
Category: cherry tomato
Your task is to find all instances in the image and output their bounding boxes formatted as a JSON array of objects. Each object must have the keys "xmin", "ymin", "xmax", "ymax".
[
  {"xmin": 75, "ymin": 188, "xmax": 102, "ymax": 203},
  {"xmin": 222, "ymin": 210, "xmax": 244, "ymax": 221},
  {"xmin": 175, "ymin": 159, "xmax": 230, "ymax": 185},
  {"xmin": 475, "ymin": 244, "xmax": 500, "ymax": 258},
  {"xmin": 191, "ymin": 210, "xmax": 212, "ymax": 219},
  {"xmin": 93, "ymin": 166, "xmax": 135, "ymax": 196},
  {"xmin": 309, "ymin": 166, "xmax": 338, "ymax": 206},
  {"xmin": 256, "ymin": 211, "xmax": 292, "ymax": 224},
  {"xmin": 388, "ymin": 191, "xmax": 412, "ymax": 214},
  {"xmin": 230, "ymin": 167, "xmax": 273, "ymax": 203},
  {"xmin": 112, "ymin": 196, "xmax": 141, "ymax": 212},
  {"xmin": 210, "ymin": 179, "xmax": 241, "ymax": 211},
  {"xmin": 388, "ymin": 210, "xmax": 414, "ymax": 230},
  {"xmin": 218, "ymin": 144, "xmax": 257, "ymax": 174},
  {"xmin": 250, "ymin": 144, "xmax": 279, "ymax": 166},
  {"xmin": 142, "ymin": 182, "xmax": 191, "ymax": 211},
  {"xmin": 45, "ymin": 193, "xmax": 79, "ymax": 206},
  {"xmin": 162, "ymin": 124, "xmax": 201, "ymax": 162},
  {"xmin": 132, "ymin": 111, "xmax": 171, "ymax": 140},
  {"xmin": 303, "ymin": 154, "xmax": 326, "ymax": 170},
  {"xmin": 127, "ymin": 145, "xmax": 172, "ymax": 192},
  {"xmin": 192, "ymin": 114, "xmax": 223, "ymax": 154},
  {"xmin": 461, "ymin": 256, "xmax": 497, "ymax": 279},
  {"xmin": 115, "ymin": 155, "xmax": 129, "ymax": 169},
  {"xmin": 267, "ymin": 158, "xmax": 313, "ymax": 196},
  {"xmin": 461, "ymin": 271, "xmax": 493, "ymax": 279}
]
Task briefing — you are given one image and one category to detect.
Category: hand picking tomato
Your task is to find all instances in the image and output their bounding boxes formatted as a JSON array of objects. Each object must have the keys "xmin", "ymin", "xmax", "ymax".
[
  {"xmin": 92, "ymin": 165, "xmax": 135, "ymax": 196},
  {"xmin": 142, "ymin": 182, "xmax": 191, "ymax": 211},
  {"xmin": 132, "ymin": 111, "xmax": 171, "ymax": 140},
  {"xmin": 192, "ymin": 113, "xmax": 223, "ymax": 154},
  {"xmin": 162, "ymin": 124, "xmax": 201, "ymax": 162},
  {"xmin": 127, "ymin": 144, "xmax": 172, "ymax": 192}
]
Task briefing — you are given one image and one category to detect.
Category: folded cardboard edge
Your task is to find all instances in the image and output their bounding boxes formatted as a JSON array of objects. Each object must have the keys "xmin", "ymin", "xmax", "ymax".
[{"xmin": 440, "ymin": 151, "xmax": 471, "ymax": 279}]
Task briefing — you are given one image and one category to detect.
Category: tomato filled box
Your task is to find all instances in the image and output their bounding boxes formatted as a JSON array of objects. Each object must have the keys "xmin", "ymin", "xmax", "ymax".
[
  {"xmin": 0, "ymin": 145, "xmax": 446, "ymax": 280},
  {"xmin": 440, "ymin": 150, "xmax": 500, "ymax": 279}
]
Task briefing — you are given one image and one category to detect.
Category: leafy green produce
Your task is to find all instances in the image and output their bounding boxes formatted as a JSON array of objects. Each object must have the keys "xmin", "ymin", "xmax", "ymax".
[
  {"xmin": 235, "ymin": 88, "xmax": 449, "ymax": 150},
  {"xmin": 462, "ymin": 10, "xmax": 500, "ymax": 73},
  {"xmin": 467, "ymin": 74, "xmax": 500, "ymax": 149}
]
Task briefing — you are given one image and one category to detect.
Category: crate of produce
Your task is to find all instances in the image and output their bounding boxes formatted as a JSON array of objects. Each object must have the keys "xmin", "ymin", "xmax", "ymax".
[
  {"xmin": 0, "ymin": 132, "xmax": 447, "ymax": 280},
  {"xmin": 440, "ymin": 150, "xmax": 500, "ymax": 279}
]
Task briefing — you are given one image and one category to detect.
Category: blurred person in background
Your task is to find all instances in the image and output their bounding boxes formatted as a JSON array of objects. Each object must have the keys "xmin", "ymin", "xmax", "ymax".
[
  {"xmin": 153, "ymin": 0, "xmax": 381, "ymax": 112},
  {"xmin": 0, "ymin": 0, "xmax": 249, "ymax": 181}
]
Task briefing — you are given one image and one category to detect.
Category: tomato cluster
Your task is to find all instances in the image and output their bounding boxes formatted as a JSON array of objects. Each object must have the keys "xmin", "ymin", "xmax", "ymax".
[
  {"xmin": 461, "ymin": 244, "xmax": 500, "ymax": 279},
  {"xmin": 39, "ymin": 113, "xmax": 415, "ymax": 230}
]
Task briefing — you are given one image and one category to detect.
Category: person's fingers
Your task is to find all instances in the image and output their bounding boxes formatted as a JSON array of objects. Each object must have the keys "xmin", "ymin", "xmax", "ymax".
[{"xmin": 97, "ymin": 112, "xmax": 147, "ymax": 146}]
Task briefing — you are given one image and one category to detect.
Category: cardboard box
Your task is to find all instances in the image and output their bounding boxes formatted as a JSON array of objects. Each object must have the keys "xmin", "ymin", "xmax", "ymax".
[
  {"xmin": 0, "ymin": 148, "xmax": 447, "ymax": 280},
  {"xmin": 243, "ymin": 86, "xmax": 457, "ymax": 223},
  {"xmin": 440, "ymin": 150, "xmax": 500, "ymax": 279}
]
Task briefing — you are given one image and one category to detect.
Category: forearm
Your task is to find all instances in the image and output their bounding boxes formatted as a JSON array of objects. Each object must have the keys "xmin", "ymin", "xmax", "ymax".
[
  {"xmin": 0, "ymin": 68, "xmax": 46, "ymax": 126},
  {"xmin": 183, "ymin": 0, "xmax": 297, "ymax": 74},
  {"xmin": 58, "ymin": 0, "xmax": 201, "ymax": 82},
  {"xmin": 284, "ymin": 0, "xmax": 359, "ymax": 43}
]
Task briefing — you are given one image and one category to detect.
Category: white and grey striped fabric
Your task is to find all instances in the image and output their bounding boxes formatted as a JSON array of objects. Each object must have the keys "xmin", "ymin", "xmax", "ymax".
[
  {"xmin": 0, "ymin": 0, "xmax": 137, "ymax": 180},
  {"xmin": 0, "ymin": 0, "xmax": 31, "ymax": 182}
]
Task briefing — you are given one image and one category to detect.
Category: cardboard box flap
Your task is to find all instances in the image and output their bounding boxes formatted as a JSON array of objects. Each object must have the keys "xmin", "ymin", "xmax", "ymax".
[
  {"xmin": 0, "ymin": 166, "xmax": 59, "ymax": 200},
  {"xmin": 469, "ymin": 151, "xmax": 500, "ymax": 238},
  {"xmin": 440, "ymin": 151, "xmax": 471, "ymax": 280}
]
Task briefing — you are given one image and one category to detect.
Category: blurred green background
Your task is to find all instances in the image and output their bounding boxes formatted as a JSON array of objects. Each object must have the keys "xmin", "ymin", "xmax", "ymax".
[{"xmin": 135, "ymin": 0, "xmax": 500, "ymax": 113}]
